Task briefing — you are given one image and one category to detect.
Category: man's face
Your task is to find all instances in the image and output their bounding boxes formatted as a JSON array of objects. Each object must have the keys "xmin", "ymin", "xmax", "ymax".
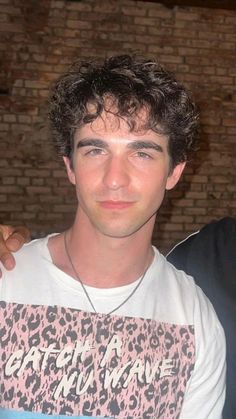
[{"xmin": 64, "ymin": 110, "xmax": 185, "ymax": 239}]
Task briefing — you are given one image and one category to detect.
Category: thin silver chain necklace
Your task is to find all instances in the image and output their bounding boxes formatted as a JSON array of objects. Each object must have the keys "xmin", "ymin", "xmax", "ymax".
[{"xmin": 64, "ymin": 232, "xmax": 150, "ymax": 316}]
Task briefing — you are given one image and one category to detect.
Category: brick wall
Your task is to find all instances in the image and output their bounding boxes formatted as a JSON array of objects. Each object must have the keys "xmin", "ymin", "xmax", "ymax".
[{"xmin": 0, "ymin": 0, "xmax": 235, "ymax": 252}]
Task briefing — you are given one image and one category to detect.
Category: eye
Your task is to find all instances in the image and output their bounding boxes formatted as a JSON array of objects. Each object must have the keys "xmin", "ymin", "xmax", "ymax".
[
  {"xmin": 135, "ymin": 151, "xmax": 153, "ymax": 160},
  {"xmin": 84, "ymin": 148, "xmax": 105, "ymax": 156}
]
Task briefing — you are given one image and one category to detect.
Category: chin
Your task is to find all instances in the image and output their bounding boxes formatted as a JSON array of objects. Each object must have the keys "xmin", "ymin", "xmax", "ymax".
[{"xmin": 95, "ymin": 220, "xmax": 150, "ymax": 239}]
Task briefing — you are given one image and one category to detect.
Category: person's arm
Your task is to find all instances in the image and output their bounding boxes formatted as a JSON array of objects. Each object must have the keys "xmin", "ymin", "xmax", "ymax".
[{"xmin": 0, "ymin": 225, "xmax": 30, "ymax": 276}]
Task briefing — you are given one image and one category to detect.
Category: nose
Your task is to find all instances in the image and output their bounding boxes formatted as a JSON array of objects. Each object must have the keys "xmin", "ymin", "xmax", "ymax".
[{"xmin": 102, "ymin": 156, "xmax": 130, "ymax": 190}]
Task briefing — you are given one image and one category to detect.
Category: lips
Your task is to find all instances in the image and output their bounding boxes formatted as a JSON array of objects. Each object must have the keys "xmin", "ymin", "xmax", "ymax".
[{"xmin": 98, "ymin": 200, "xmax": 134, "ymax": 209}]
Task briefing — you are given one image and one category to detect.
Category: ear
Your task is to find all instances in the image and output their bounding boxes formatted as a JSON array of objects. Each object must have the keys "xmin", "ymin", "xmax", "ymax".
[
  {"xmin": 166, "ymin": 162, "xmax": 186, "ymax": 191},
  {"xmin": 63, "ymin": 156, "xmax": 76, "ymax": 185}
]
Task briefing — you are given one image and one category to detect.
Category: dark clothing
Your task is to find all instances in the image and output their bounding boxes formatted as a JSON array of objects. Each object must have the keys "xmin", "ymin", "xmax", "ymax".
[{"xmin": 167, "ymin": 217, "xmax": 236, "ymax": 419}]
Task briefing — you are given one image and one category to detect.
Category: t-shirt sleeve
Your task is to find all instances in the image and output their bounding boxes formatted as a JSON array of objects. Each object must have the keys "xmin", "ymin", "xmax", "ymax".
[{"xmin": 179, "ymin": 285, "xmax": 226, "ymax": 419}]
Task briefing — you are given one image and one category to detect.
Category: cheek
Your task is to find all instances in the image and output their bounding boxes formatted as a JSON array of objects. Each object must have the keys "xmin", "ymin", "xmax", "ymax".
[
  {"xmin": 141, "ymin": 170, "xmax": 169, "ymax": 194},
  {"xmin": 140, "ymin": 176, "xmax": 168, "ymax": 211},
  {"xmin": 74, "ymin": 174, "xmax": 95, "ymax": 203}
]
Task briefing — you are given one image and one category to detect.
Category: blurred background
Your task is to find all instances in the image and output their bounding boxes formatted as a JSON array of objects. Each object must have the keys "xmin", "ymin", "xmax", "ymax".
[{"xmin": 0, "ymin": 0, "xmax": 235, "ymax": 253}]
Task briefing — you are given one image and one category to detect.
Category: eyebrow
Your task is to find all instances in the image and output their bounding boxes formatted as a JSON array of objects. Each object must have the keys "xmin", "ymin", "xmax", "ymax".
[
  {"xmin": 127, "ymin": 141, "xmax": 163, "ymax": 153},
  {"xmin": 76, "ymin": 138, "xmax": 164, "ymax": 153},
  {"xmin": 76, "ymin": 139, "xmax": 108, "ymax": 149}
]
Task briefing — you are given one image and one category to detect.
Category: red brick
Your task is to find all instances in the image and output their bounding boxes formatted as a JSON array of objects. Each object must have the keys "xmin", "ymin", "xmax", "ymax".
[
  {"xmin": 121, "ymin": 6, "xmax": 146, "ymax": 17},
  {"xmin": 66, "ymin": 20, "xmax": 92, "ymax": 30},
  {"xmin": 0, "ymin": 23, "xmax": 23, "ymax": 32},
  {"xmin": 175, "ymin": 11, "xmax": 199, "ymax": 21},
  {"xmin": 66, "ymin": 2, "xmax": 92, "ymax": 12},
  {"xmin": 134, "ymin": 17, "xmax": 157, "ymax": 26},
  {"xmin": 24, "ymin": 169, "xmax": 50, "ymax": 177},
  {"xmin": 26, "ymin": 187, "xmax": 51, "ymax": 195}
]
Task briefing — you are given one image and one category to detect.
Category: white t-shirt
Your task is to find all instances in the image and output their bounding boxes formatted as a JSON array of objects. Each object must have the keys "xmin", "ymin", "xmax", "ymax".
[{"xmin": 0, "ymin": 236, "xmax": 226, "ymax": 419}]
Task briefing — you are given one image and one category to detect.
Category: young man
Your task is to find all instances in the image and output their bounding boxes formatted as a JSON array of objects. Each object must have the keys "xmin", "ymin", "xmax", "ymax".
[{"xmin": 0, "ymin": 55, "xmax": 225, "ymax": 418}]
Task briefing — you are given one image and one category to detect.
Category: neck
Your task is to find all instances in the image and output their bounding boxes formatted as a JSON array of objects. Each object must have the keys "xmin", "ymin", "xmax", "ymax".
[
  {"xmin": 49, "ymin": 211, "xmax": 155, "ymax": 289},
  {"xmin": 69, "ymin": 229, "xmax": 154, "ymax": 288}
]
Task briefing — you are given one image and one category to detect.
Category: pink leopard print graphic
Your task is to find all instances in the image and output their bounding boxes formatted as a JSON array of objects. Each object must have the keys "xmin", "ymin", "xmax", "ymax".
[{"xmin": 0, "ymin": 301, "xmax": 195, "ymax": 418}]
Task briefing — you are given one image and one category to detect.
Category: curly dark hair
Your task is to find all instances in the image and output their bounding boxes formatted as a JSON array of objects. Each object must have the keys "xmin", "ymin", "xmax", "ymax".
[{"xmin": 49, "ymin": 54, "xmax": 199, "ymax": 168}]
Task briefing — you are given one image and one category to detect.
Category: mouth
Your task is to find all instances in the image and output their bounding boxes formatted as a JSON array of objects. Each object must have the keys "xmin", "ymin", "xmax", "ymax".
[{"xmin": 98, "ymin": 200, "xmax": 135, "ymax": 210}]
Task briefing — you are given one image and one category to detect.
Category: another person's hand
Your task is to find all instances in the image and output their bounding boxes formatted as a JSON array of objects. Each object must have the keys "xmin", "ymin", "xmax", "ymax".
[{"xmin": 0, "ymin": 225, "xmax": 31, "ymax": 277}]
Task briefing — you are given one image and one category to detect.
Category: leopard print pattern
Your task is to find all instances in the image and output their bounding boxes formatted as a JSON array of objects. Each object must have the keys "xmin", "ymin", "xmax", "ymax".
[{"xmin": 0, "ymin": 301, "xmax": 195, "ymax": 418}]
